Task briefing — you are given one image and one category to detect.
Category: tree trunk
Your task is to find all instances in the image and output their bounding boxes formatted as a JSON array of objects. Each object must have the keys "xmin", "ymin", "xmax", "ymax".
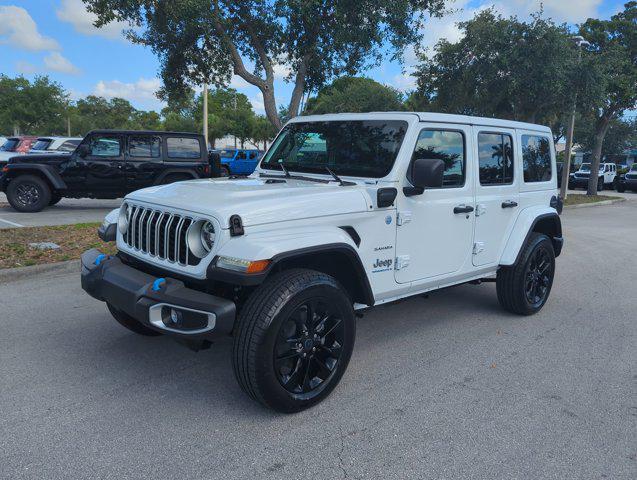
[
  {"xmin": 287, "ymin": 57, "xmax": 309, "ymax": 120},
  {"xmin": 261, "ymin": 84, "xmax": 281, "ymax": 130},
  {"xmin": 586, "ymin": 114, "xmax": 612, "ymax": 195}
]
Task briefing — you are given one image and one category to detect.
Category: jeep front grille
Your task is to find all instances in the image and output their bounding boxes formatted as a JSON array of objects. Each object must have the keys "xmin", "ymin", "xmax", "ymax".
[{"xmin": 123, "ymin": 205, "xmax": 200, "ymax": 266}]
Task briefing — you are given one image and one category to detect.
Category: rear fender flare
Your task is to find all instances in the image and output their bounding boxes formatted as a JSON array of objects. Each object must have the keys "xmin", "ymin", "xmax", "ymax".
[{"xmin": 500, "ymin": 207, "xmax": 562, "ymax": 266}]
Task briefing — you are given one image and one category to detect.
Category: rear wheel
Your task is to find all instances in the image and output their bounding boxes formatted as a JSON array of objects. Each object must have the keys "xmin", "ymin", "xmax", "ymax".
[
  {"xmin": 220, "ymin": 166, "xmax": 230, "ymax": 177},
  {"xmin": 6, "ymin": 174, "xmax": 51, "ymax": 212},
  {"xmin": 107, "ymin": 303, "xmax": 162, "ymax": 336},
  {"xmin": 233, "ymin": 269, "xmax": 356, "ymax": 413},
  {"xmin": 497, "ymin": 233, "xmax": 555, "ymax": 315}
]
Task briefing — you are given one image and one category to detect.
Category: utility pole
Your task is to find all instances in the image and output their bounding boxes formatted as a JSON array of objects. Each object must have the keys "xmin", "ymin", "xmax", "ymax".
[
  {"xmin": 67, "ymin": 116, "xmax": 71, "ymax": 137},
  {"xmin": 203, "ymin": 84, "xmax": 209, "ymax": 150},
  {"xmin": 560, "ymin": 35, "xmax": 590, "ymax": 200}
]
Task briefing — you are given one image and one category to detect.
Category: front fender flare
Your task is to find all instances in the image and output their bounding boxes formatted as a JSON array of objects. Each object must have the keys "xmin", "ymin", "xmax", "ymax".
[{"xmin": 3, "ymin": 163, "xmax": 67, "ymax": 190}]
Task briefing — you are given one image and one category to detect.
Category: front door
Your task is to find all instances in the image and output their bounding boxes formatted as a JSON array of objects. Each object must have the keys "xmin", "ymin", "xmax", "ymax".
[
  {"xmin": 472, "ymin": 128, "xmax": 519, "ymax": 267},
  {"xmin": 395, "ymin": 124, "xmax": 475, "ymax": 284}
]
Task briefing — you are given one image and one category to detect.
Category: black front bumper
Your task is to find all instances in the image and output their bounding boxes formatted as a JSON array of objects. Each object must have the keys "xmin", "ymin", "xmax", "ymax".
[
  {"xmin": 81, "ymin": 249, "xmax": 236, "ymax": 340},
  {"xmin": 619, "ymin": 177, "xmax": 637, "ymax": 189}
]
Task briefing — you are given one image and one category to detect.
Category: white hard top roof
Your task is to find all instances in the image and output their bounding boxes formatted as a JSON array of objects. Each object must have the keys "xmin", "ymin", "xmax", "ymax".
[{"xmin": 290, "ymin": 112, "xmax": 552, "ymax": 134}]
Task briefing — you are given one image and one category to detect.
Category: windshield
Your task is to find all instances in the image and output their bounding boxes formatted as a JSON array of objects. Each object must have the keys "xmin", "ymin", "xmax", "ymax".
[
  {"xmin": 579, "ymin": 163, "xmax": 592, "ymax": 172},
  {"xmin": 630, "ymin": 164, "xmax": 637, "ymax": 172},
  {"xmin": 260, "ymin": 120, "xmax": 408, "ymax": 178},
  {"xmin": 31, "ymin": 139, "xmax": 53, "ymax": 151},
  {"xmin": 0, "ymin": 139, "xmax": 19, "ymax": 152}
]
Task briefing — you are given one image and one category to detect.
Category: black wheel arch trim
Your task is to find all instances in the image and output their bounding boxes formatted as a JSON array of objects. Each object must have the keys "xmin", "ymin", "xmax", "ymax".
[
  {"xmin": 207, "ymin": 243, "xmax": 375, "ymax": 306},
  {"xmin": 2, "ymin": 164, "xmax": 67, "ymax": 190},
  {"xmin": 512, "ymin": 212, "xmax": 563, "ymax": 265},
  {"xmin": 154, "ymin": 169, "xmax": 199, "ymax": 184}
]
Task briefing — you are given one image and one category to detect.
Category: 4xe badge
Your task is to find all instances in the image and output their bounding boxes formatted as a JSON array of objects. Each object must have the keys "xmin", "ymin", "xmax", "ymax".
[{"xmin": 372, "ymin": 258, "xmax": 393, "ymax": 273}]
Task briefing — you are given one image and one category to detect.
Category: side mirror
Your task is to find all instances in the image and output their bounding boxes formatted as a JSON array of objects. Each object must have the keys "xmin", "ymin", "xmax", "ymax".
[
  {"xmin": 76, "ymin": 144, "xmax": 89, "ymax": 158},
  {"xmin": 404, "ymin": 158, "xmax": 445, "ymax": 196}
]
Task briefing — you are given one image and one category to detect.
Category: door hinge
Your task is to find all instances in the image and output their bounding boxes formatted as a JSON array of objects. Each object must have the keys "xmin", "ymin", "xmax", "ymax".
[
  {"xmin": 473, "ymin": 242, "xmax": 485, "ymax": 255},
  {"xmin": 475, "ymin": 204, "xmax": 487, "ymax": 216},
  {"xmin": 397, "ymin": 211, "xmax": 412, "ymax": 225},
  {"xmin": 395, "ymin": 255, "xmax": 410, "ymax": 270}
]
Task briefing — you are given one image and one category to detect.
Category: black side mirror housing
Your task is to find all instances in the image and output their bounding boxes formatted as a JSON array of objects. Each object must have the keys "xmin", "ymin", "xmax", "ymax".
[
  {"xmin": 76, "ymin": 144, "xmax": 89, "ymax": 158},
  {"xmin": 404, "ymin": 158, "xmax": 445, "ymax": 196}
]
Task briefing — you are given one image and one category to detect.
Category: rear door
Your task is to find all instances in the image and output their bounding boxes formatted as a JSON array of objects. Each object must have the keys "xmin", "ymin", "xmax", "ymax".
[
  {"xmin": 472, "ymin": 128, "xmax": 519, "ymax": 267},
  {"xmin": 125, "ymin": 134, "xmax": 163, "ymax": 192}
]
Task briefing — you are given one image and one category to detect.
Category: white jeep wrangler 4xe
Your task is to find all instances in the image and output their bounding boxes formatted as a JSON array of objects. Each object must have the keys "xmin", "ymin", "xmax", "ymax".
[{"xmin": 82, "ymin": 113, "xmax": 564, "ymax": 413}]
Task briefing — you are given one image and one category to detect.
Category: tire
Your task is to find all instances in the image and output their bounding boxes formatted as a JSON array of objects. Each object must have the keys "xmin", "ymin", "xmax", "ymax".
[
  {"xmin": 597, "ymin": 178, "xmax": 603, "ymax": 191},
  {"xmin": 496, "ymin": 233, "xmax": 555, "ymax": 316},
  {"xmin": 49, "ymin": 195, "xmax": 62, "ymax": 206},
  {"xmin": 220, "ymin": 166, "xmax": 230, "ymax": 177},
  {"xmin": 233, "ymin": 268, "xmax": 356, "ymax": 413},
  {"xmin": 107, "ymin": 303, "xmax": 162, "ymax": 336},
  {"xmin": 6, "ymin": 174, "xmax": 52, "ymax": 212},
  {"xmin": 617, "ymin": 183, "xmax": 626, "ymax": 193}
]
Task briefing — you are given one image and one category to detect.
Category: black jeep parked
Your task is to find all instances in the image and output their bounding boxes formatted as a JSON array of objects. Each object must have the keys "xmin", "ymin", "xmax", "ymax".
[{"xmin": 0, "ymin": 130, "xmax": 211, "ymax": 212}]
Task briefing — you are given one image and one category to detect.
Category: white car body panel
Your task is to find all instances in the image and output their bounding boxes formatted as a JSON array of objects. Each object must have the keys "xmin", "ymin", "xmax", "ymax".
[{"xmin": 108, "ymin": 112, "xmax": 561, "ymax": 305}]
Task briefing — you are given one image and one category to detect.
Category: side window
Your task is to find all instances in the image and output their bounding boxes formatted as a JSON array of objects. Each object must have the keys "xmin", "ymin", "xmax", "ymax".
[
  {"xmin": 58, "ymin": 140, "xmax": 80, "ymax": 152},
  {"xmin": 410, "ymin": 129, "xmax": 465, "ymax": 188},
  {"xmin": 166, "ymin": 137, "xmax": 201, "ymax": 160},
  {"xmin": 237, "ymin": 151, "xmax": 247, "ymax": 160},
  {"xmin": 88, "ymin": 135, "xmax": 121, "ymax": 157},
  {"xmin": 129, "ymin": 136, "xmax": 161, "ymax": 158},
  {"xmin": 522, "ymin": 135, "xmax": 552, "ymax": 183},
  {"xmin": 478, "ymin": 132, "xmax": 514, "ymax": 185}
]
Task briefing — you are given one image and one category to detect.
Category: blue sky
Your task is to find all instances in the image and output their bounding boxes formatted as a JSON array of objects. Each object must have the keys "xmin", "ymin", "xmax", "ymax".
[{"xmin": 0, "ymin": 0, "xmax": 628, "ymax": 113}]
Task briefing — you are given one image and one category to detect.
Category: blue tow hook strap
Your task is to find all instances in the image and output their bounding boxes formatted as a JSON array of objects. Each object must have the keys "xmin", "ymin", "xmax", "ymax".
[
  {"xmin": 152, "ymin": 278, "xmax": 166, "ymax": 292},
  {"xmin": 94, "ymin": 254, "xmax": 107, "ymax": 266}
]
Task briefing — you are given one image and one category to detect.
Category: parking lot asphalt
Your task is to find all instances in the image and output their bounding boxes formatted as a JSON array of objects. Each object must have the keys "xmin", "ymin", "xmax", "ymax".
[
  {"xmin": 0, "ymin": 193, "xmax": 121, "ymax": 229},
  {"xmin": 1, "ymin": 202, "xmax": 636, "ymax": 480}
]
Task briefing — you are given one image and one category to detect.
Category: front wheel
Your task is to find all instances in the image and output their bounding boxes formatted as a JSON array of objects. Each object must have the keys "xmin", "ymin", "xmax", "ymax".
[
  {"xmin": 496, "ymin": 233, "xmax": 555, "ymax": 315},
  {"xmin": 6, "ymin": 174, "xmax": 52, "ymax": 212},
  {"xmin": 232, "ymin": 269, "xmax": 356, "ymax": 413}
]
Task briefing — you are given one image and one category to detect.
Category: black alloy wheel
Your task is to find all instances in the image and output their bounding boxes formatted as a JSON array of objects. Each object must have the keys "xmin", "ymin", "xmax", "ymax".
[
  {"xmin": 523, "ymin": 245, "xmax": 553, "ymax": 309},
  {"xmin": 274, "ymin": 298, "xmax": 345, "ymax": 395},
  {"xmin": 6, "ymin": 174, "xmax": 51, "ymax": 212}
]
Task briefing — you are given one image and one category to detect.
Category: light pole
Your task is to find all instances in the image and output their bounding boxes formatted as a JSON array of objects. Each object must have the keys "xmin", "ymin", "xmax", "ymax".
[
  {"xmin": 203, "ymin": 84, "xmax": 209, "ymax": 150},
  {"xmin": 560, "ymin": 35, "xmax": 590, "ymax": 200}
]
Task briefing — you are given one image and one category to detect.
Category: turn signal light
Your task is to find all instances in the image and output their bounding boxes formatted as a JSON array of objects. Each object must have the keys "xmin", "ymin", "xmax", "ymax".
[
  {"xmin": 216, "ymin": 256, "xmax": 271, "ymax": 274},
  {"xmin": 246, "ymin": 260, "xmax": 271, "ymax": 274}
]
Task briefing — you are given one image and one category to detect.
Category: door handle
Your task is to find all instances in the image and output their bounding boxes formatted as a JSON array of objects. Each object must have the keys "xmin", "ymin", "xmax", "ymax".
[
  {"xmin": 453, "ymin": 205, "xmax": 474, "ymax": 214},
  {"xmin": 501, "ymin": 200, "xmax": 518, "ymax": 209}
]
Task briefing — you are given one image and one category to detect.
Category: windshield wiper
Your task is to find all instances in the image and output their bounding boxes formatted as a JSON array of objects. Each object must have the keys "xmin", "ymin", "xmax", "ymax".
[{"xmin": 325, "ymin": 167, "xmax": 355, "ymax": 186}]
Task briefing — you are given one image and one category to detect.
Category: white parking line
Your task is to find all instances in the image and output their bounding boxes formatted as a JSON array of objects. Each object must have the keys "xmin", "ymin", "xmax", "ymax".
[{"xmin": 0, "ymin": 218, "xmax": 24, "ymax": 227}]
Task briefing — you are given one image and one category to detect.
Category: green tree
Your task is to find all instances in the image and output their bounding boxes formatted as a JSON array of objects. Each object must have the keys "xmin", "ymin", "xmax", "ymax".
[
  {"xmin": 578, "ymin": 2, "xmax": 637, "ymax": 194},
  {"xmin": 250, "ymin": 115, "xmax": 277, "ymax": 150},
  {"xmin": 411, "ymin": 10, "xmax": 580, "ymax": 126},
  {"xmin": 575, "ymin": 116, "xmax": 637, "ymax": 158},
  {"xmin": 83, "ymin": 0, "xmax": 445, "ymax": 129},
  {"xmin": 304, "ymin": 77, "xmax": 404, "ymax": 114},
  {"xmin": 0, "ymin": 75, "xmax": 68, "ymax": 135}
]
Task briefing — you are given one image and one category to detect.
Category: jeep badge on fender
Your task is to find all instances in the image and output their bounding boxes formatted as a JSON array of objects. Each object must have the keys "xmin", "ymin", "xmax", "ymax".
[{"xmin": 81, "ymin": 112, "xmax": 563, "ymax": 413}]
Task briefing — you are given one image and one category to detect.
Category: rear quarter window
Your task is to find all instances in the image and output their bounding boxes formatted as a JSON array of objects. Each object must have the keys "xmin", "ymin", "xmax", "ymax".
[
  {"xmin": 166, "ymin": 137, "xmax": 201, "ymax": 160},
  {"xmin": 522, "ymin": 135, "xmax": 552, "ymax": 182}
]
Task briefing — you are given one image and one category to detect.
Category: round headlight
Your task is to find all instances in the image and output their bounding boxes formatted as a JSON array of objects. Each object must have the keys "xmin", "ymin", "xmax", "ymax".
[
  {"xmin": 118, "ymin": 203, "xmax": 130, "ymax": 234},
  {"xmin": 187, "ymin": 220, "xmax": 216, "ymax": 258},
  {"xmin": 200, "ymin": 221, "xmax": 216, "ymax": 252}
]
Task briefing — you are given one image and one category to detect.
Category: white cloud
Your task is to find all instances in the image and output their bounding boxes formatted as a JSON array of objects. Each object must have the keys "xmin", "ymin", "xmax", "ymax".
[
  {"xmin": 249, "ymin": 92, "xmax": 265, "ymax": 113},
  {"xmin": 44, "ymin": 52, "xmax": 81, "ymax": 75},
  {"xmin": 391, "ymin": 73, "xmax": 417, "ymax": 92},
  {"xmin": 56, "ymin": 0, "xmax": 130, "ymax": 40},
  {"xmin": 0, "ymin": 6, "xmax": 60, "ymax": 51},
  {"xmin": 500, "ymin": 0, "xmax": 603, "ymax": 23},
  {"xmin": 273, "ymin": 63, "xmax": 292, "ymax": 80},
  {"xmin": 93, "ymin": 77, "xmax": 163, "ymax": 109},
  {"xmin": 15, "ymin": 60, "xmax": 39, "ymax": 74},
  {"xmin": 229, "ymin": 75, "xmax": 251, "ymax": 89}
]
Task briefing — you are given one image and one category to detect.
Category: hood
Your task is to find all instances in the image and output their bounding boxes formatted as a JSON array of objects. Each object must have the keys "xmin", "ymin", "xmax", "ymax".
[
  {"xmin": 126, "ymin": 177, "xmax": 372, "ymax": 228},
  {"xmin": 3, "ymin": 153, "xmax": 69, "ymax": 165}
]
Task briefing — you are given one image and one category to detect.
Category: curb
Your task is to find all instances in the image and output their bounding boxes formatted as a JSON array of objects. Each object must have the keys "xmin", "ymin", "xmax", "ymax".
[
  {"xmin": 564, "ymin": 198, "xmax": 627, "ymax": 210},
  {"xmin": 0, "ymin": 260, "xmax": 79, "ymax": 283}
]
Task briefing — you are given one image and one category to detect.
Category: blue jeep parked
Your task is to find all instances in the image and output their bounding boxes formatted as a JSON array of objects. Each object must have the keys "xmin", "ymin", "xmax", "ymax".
[{"xmin": 217, "ymin": 149, "xmax": 263, "ymax": 176}]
